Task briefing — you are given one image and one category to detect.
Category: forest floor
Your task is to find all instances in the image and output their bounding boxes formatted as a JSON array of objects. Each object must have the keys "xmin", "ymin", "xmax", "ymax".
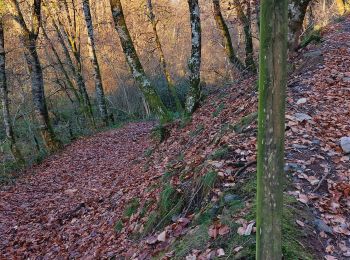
[{"xmin": 1, "ymin": 16, "xmax": 350, "ymax": 259}]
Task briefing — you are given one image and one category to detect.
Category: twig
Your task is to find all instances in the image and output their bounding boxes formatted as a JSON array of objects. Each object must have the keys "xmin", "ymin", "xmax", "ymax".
[
  {"xmin": 312, "ymin": 171, "xmax": 330, "ymax": 193},
  {"xmin": 234, "ymin": 161, "xmax": 257, "ymax": 178}
]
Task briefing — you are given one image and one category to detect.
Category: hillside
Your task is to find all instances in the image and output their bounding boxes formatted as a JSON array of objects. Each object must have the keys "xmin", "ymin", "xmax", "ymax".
[{"xmin": 1, "ymin": 15, "xmax": 350, "ymax": 259}]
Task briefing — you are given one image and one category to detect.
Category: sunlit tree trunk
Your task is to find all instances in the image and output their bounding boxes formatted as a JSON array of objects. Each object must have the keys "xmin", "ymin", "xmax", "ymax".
[
  {"xmin": 146, "ymin": 0, "xmax": 183, "ymax": 112},
  {"xmin": 288, "ymin": 0, "xmax": 312, "ymax": 51},
  {"xmin": 11, "ymin": 0, "xmax": 61, "ymax": 151},
  {"xmin": 82, "ymin": 0, "xmax": 109, "ymax": 125},
  {"xmin": 110, "ymin": 0, "xmax": 169, "ymax": 122},
  {"xmin": 256, "ymin": 0, "xmax": 288, "ymax": 257},
  {"xmin": 335, "ymin": 0, "xmax": 345, "ymax": 14},
  {"xmin": 233, "ymin": 0, "xmax": 256, "ymax": 72},
  {"xmin": 212, "ymin": 0, "xmax": 246, "ymax": 72},
  {"xmin": 0, "ymin": 16, "xmax": 24, "ymax": 164},
  {"xmin": 185, "ymin": 0, "xmax": 202, "ymax": 114}
]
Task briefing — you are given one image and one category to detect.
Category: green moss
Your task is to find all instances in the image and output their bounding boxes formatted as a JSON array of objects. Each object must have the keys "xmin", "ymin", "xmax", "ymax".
[
  {"xmin": 123, "ymin": 198, "xmax": 140, "ymax": 218},
  {"xmin": 189, "ymin": 124, "xmax": 204, "ymax": 137},
  {"xmin": 144, "ymin": 210, "xmax": 158, "ymax": 234},
  {"xmin": 144, "ymin": 147, "xmax": 154, "ymax": 157},
  {"xmin": 232, "ymin": 112, "xmax": 258, "ymax": 133},
  {"xmin": 212, "ymin": 103, "xmax": 225, "ymax": 117},
  {"xmin": 209, "ymin": 146, "xmax": 229, "ymax": 160},
  {"xmin": 201, "ymin": 171, "xmax": 218, "ymax": 196},
  {"xmin": 114, "ymin": 220, "xmax": 123, "ymax": 233},
  {"xmin": 151, "ymin": 124, "xmax": 169, "ymax": 143},
  {"xmin": 300, "ymin": 28, "xmax": 322, "ymax": 48}
]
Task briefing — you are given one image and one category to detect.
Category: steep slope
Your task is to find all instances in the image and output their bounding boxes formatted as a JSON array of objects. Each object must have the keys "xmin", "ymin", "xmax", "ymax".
[{"xmin": 1, "ymin": 16, "xmax": 349, "ymax": 259}]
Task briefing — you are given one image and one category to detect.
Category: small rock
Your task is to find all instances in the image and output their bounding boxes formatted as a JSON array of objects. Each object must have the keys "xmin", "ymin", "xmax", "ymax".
[
  {"xmin": 304, "ymin": 50, "xmax": 322, "ymax": 57},
  {"xmin": 314, "ymin": 219, "xmax": 333, "ymax": 234},
  {"xmin": 326, "ymin": 78, "xmax": 335, "ymax": 84},
  {"xmin": 311, "ymin": 139, "xmax": 320, "ymax": 145},
  {"xmin": 296, "ymin": 98, "xmax": 307, "ymax": 105},
  {"xmin": 292, "ymin": 144, "xmax": 308, "ymax": 149},
  {"xmin": 340, "ymin": 137, "xmax": 350, "ymax": 153},
  {"xmin": 64, "ymin": 189, "xmax": 78, "ymax": 195},
  {"xmin": 224, "ymin": 194, "xmax": 239, "ymax": 203},
  {"xmin": 343, "ymin": 77, "xmax": 350, "ymax": 83},
  {"xmin": 294, "ymin": 113, "xmax": 312, "ymax": 122}
]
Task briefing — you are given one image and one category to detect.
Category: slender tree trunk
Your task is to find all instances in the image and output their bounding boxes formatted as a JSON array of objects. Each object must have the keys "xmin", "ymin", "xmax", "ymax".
[
  {"xmin": 212, "ymin": 0, "xmax": 246, "ymax": 72},
  {"xmin": 11, "ymin": 0, "xmax": 61, "ymax": 151},
  {"xmin": 24, "ymin": 39, "xmax": 61, "ymax": 151},
  {"xmin": 0, "ymin": 18, "xmax": 24, "ymax": 164},
  {"xmin": 233, "ymin": 0, "xmax": 256, "ymax": 72},
  {"xmin": 288, "ymin": 0, "xmax": 312, "ymax": 51},
  {"xmin": 82, "ymin": 0, "xmax": 109, "ymax": 125},
  {"xmin": 146, "ymin": 0, "xmax": 183, "ymax": 112},
  {"xmin": 110, "ymin": 0, "xmax": 169, "ymax": 122},
  {"xmin": 185, "ymin": 0, "xmax": 202, "ymax": 114},
  {"xmin": 50, "ymin": 18, "xmax": 95, "ymax": 125},
  {"xmin": 256, "ymin": 0, "xmax": 288, "ymax": 257}
]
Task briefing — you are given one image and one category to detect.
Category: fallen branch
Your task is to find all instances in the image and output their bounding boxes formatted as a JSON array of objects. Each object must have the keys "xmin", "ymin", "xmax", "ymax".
[
  {"xmin": 234, "ymin": 161, "xmax": 257, "ymax": 178},
  {"xmin": 312, "ymin": 171, "xmax": 330, "ymax": 193}
]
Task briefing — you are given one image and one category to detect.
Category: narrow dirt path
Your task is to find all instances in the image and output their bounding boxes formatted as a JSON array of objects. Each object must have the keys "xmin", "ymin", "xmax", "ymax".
[{"xmin": 0, "ymin": 122, "xmax": 155, "ymax": 258}]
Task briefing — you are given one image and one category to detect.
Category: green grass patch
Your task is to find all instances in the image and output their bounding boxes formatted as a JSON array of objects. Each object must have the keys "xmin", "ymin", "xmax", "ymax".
[
  {"xmin": 212, "ymin": 103, "xmax": 225, "ymax": 117},
  {"xmin": 123, "ymin": 198, "xmax": 140, "ymax": 218}
]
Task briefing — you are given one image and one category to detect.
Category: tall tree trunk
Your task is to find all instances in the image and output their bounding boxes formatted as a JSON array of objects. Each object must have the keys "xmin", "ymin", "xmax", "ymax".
[
  {"xmin": 24, "ymin": 39, "xmax": 61, "ymax": 151},
  {"xmin": 146, "ymin": 0, "xmax": 183, "ymax": 112},
  {"xmin": 288, "ymin": 0, "xmax": 312, "ymax": 51},
  {"xmin": 110, "ymin": 0, "xmax": 169, "ymax": 122},
  {"xmin": 82, "ymin": 0, "xmax": 109, "ymax": 125},
  {"xmin": 233, "ymin": 0, "xmax": 256, "ymax": 72},
  {"xmin": 185, "ymin": 0, "xmax": 202, "ymax": 114},
  {"xmin": 256, "ymin": 0, "xmax": 288, "ymax": 257},
  {"xmin": 212, "ymin": 0, "xmax": 246, "ymax": 72},
  {"xmin": 11, "ymin": 0, "xmax": 61, "ymax": 151},
  {"xmin": 0, "ymin": 18, "xmax": 24, "ymax": 164}
]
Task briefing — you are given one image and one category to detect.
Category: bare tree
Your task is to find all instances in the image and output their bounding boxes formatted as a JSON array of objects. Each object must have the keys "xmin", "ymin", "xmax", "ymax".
[
  {"xmin": 82, "ymin": 0, "xmax": 109, "ymax": 125},
  {"xmin": 10, "ymin": 0, "xmax": 61, "ymax": 151},
  {"xmin": 212, "ymin": 0, "xmax": 245, "ymax": 72},
  {"xmin": 146, "ymin": 0, "xmax": 182, "ymax": 112},
  {"xmin": 0, "ymin": 13, "xmax": 24, "ymax": 164},
  {"xmin": 186, "ymin": 0, "xmax": 202, "ymax": 114},
  {"xmin": 110, "ymin": 0, "xmax": 169, "ymax": 122}
]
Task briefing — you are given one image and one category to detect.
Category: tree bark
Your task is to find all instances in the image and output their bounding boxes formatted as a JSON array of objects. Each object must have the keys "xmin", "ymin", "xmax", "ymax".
[
  {"xmin": 11, "ymin": 0, "xmax": 61, "ymax": 151},
  {"xmin": 212, "ymin": 0, "xmax": 246, "ymax": 72},
  {"xmin": 288, "ymin": 0, "xmax": 312, "ymax": 51},
  {"xmin": 0, "ymin": 17, "xmax": 24, "ymax": 164},
  {"xmin": 256, "ymin": 0, "xmax": 288, "ymax": 257},
  {"xmin": 110, "ymin": 0, "xmax": 169, "ymax": 122},
  {"xmin": 82, "ymin": 0, "xmax": 109, "ymax": 125},
  {"xmin": 146, "ymin": 0, "xmax": 183, "ymax": 112},
  {"xmin": 233, "ymin": 0, "xmax": 256, "ymax": 72},
  {"xmin": 185, "ymin": 0, "xmax": 202, "ymax": 114}
]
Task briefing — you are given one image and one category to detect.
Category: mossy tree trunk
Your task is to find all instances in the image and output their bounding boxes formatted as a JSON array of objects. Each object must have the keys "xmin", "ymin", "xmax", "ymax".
[
  {"xmin": 0, "ymin": 16, "xmax": 24, "ymax": 164},
  {"xmin": 256, "ymin": 0, "xmax": 288, "ymax": 257},
  {"xmin": 82, "ymin": 0, "xmax": 109, "ymax": 125},
  {"xmin": 212, "ymin": 0, "xmax": 246, "ymax": 72},
  {"xmin": 288, "ymin": 0, "xmax": 312, "ymax": 51},
  {"xmin": 233, "ymin": 0, "xmax": 256, "ymax": 72},
  {"xmin": 146, "ymin": 0, "xmax": 183, "ymax": 112},
  {"xmin": 110, "ymin": 0, "xmax": 169, "ymax": 122},
  {"xmin": 186, "ymin": 0, "xmax": 202, "ymax": 114},
  {"xmin": 11, "ymin": 0, "xmax": 61, "ymax": 152}
]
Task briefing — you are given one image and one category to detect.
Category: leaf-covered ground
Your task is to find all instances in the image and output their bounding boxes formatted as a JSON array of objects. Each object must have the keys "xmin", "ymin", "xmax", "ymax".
[{"xmin": 1, "ymin": 16, "xmax": 350, "ymax": 259}]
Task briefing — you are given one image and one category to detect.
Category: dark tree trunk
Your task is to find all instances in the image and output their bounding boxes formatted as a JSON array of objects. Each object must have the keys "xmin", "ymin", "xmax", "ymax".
[
  {"xmin": 186, "ymin": 0, "xmax": 202, "ymax": 114},
  {"xmin": 212, "ymin": 0, "xmax": 246, "ymax": 72},
  {"xmin": 110, "ymin": 0, "xmax": 169, "ymax": 122},
  {"xmin": 146, "ymin": 0, "xmax": 183, "ymax": 112},
  {"xmin": 82, "ymin": 0, "xmax": 109, "ymax": 125},
  {"xmin": 233, "ymin": 0, "xmax": 256, "ymax": 72},
  {"xmin": 288, "ymin": 0, "xmax": 312, "ymax": 51},
  {"xmin": 0, "ymin": 18, "xmax": 24, "ymax": 164}
]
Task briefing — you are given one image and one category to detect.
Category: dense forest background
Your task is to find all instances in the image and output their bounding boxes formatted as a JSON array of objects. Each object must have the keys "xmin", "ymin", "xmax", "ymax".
[{"xmin": 0, "ymin": 0, "xmax": 346, "ymax": 179}]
